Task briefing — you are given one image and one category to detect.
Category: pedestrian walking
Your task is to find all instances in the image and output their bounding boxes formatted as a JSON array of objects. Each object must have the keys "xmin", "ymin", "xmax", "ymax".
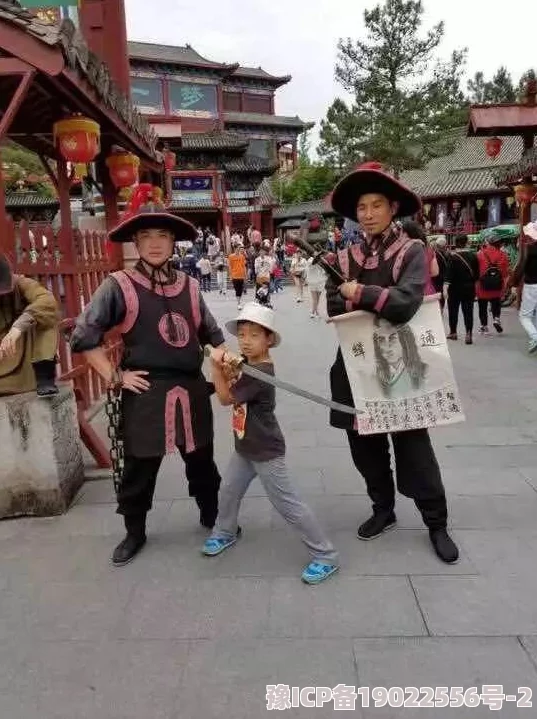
[
  {"xmin": 305, "ymin": 256, "xmax": 326, "ymax": 318},
  {"xmin": 432, "ymin": 237, "xmax": 449, "ymax": 311},
  {"xmin": 514, "ymin": 221, "xmax": 537, "ymax": 354},
  {"xmin": 203, "ymin": 303, "xmax": 339, "ymax": 585},
  {"xmin": 215, "ymin": 251, "xmax": 227, "ymax": 295},
  {"xmin": 228, "ymin": 245, "xmax": 247, "ymax": 310},
  {"xmin": 324, "ymin": 161, "xmax": 459, "ymax": 564},
  {"xmin": 197, "ymin": 255, "xmax": 212, "ymax": 292},
  {"xmin": 445, "ymin": 234, "xmax": 479, "ymax": 345},
  {"xmin": 70, "ymin": 187, "xmax": 226, "ymax": 566},
  {"xmin": 476, "ymin": 232, "xmax": 510, "ymax": 335},
  {"xmin": 290, "ymin": 250, "xmax": 307, "ymax": 303}
]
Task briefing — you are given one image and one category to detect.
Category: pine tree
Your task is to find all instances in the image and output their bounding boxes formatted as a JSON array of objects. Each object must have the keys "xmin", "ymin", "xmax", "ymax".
[
  {"xmin": 318, "ymin": 0, "xmax": 467, "ymax": 175},
  {"xmin": 468, "ymin": 67, "xmax": 516, "ymax": 103},
  {"xmin": 318, "ymin": 99, "xmax": 366, "ymax": 171}
]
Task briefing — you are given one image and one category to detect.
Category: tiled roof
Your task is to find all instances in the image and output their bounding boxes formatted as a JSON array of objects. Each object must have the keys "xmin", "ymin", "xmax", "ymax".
[
  {"xmin": 257, "ymin": 177, "xmax": 277, "ymax": 206},
  {"xmin": 128, "ymin": 41, "xmax": 235, "ymax": 70},
  {"xmin": 273, "ymin": 198, "xmax": 333, "ymax": 220},
  {"xmin": 232, "ymin": 66, "xmax": 291, "ymax": 87},
  {"xmin": 400, "ymin": 130, "xmax": 537, "ymax": 198},
  {"xmin": 5, "ymin": 191, "xmax": 59, "ymax": 208},
  {"xmin": 223, "ymin": 157, "xmax": 279, "ymax": 174},
  {"xmin": 224, "ymin": 112, "xmax": 312, "ymax": 130},
  {"xmin": 181, "ymin": 131, "xmax": 248, "ymax": 151}
]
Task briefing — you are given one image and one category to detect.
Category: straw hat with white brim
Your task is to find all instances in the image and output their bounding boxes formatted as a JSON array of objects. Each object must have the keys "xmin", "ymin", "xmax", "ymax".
[{"xmin": 225, "ymin": 303, "xmax": 281, "ymax": 347}]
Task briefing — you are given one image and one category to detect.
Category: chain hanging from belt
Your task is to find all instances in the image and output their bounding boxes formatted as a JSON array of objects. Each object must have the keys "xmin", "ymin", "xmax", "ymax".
[{"xmin": 104, "ymin": 369, "xmax": 124, "ymax": 494}]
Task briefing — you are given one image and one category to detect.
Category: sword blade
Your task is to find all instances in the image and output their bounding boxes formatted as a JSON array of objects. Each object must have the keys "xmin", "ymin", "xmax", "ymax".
[{"xmin": 238, "ymin": 363, "xmax": 363, "ymax": 416}]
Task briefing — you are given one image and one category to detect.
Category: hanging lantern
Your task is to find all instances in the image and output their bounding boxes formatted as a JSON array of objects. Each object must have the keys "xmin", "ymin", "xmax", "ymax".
[
  {"xmin": 163, "ymin": 150, "xmax": 176, "ymax": 171},
  {"xmin": 74, "ymin": 163, "xmax": 88, "ymax": 180},
  {"xmin": 53, "ymin": 116, "xmax": 100, "ymax": 163},
  {"xmin": 514, "ymin": 183, "xmax": 537, "ymax": 204},
  {"xmin": 152, "ymin": 186, "xmax": 164, "ymax": 204},
  {"xmin": 475, "ymin": 199, "xmax": 485, "ymax": 210},
  {"xmin": 423, "ymin": 203, "xmax": 431, "ymax": 216},
  {"xmin": 484, "ymin": 137, "xmax": 503, "ymax": 159},
  {"xmin": 106, "ymin": 151, "xmax": 140, "ymax": 189},
  {"xmin": 506, "ymin": 196, "xmax": 515, "ymax": 208}
]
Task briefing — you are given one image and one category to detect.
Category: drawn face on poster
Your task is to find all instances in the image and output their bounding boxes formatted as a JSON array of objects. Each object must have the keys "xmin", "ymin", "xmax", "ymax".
[
  {"xmin": 373, "ymin": 325, "xmax": 428, "ymax": 398},
  {"xmin": 332, "ymin": 298, "xmax": 465, "ymax": 435}
]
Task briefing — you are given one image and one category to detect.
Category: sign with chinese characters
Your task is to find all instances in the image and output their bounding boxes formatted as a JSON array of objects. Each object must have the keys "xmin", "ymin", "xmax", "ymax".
[
  {"xmin": 130, "ymin": 76, "xmax": 164, "ymax": 115},
  {"xmin": 168, "ymin": 82, "xmax": 218, "ymax": 118},
  {"xmin": 329, "ymin": 296, "xmax": 464, "ymax": 435},
  {"xmin": 171, "ymin": 176, "xmax": 213, "ymax": 192}
]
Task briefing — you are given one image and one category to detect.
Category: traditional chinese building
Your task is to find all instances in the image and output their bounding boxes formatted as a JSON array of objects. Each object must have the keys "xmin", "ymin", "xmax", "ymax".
[
  {"xmin": 128, "ymin": 41, "xmax": 312, "ymax": 237},
  {"xmin": 401, "ymin": 128, "xmax": 537, "ymax": 234}
]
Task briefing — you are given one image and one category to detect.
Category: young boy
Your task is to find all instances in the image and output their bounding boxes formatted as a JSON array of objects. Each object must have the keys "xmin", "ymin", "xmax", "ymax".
[{"xmin": 203, "ymin": 303, "xmax": 339, "ymax": 585}]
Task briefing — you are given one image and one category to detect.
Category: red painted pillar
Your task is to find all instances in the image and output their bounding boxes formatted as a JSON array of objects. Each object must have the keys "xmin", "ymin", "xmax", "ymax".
[{"xmin": 78, "ymin": 0, "xmax": 130, "ymax": 94}]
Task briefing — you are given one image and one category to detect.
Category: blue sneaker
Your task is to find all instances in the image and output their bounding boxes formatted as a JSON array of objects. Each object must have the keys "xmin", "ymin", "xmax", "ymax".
[
  {"xmin": 202, "ymin": 535, "xmax": 237, "ymax": 557},
  {"xmin": 301, "ymin": 562, "xmax": 339, "ymax": 585}
]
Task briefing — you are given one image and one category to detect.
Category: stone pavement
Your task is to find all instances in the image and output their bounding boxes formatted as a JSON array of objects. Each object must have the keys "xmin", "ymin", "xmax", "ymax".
[{"xmin": 1, "ymin": 288, "xmax": 537, "ymax": 718}]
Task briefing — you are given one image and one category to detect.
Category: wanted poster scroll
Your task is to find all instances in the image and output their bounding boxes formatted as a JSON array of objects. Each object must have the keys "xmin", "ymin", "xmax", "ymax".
[{"xmin": 329, "ymin": 296, "xmax": 465, "ymax": 435}]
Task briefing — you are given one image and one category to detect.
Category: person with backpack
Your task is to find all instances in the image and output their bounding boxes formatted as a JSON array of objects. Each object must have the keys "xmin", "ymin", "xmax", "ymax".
[
  {"xmin": 445, "ymin": 234, "xmax": 479, "ymax": 345},
  {"xmin": 476, "ymin": 232, "xmax": 509, "ymax": 335}
]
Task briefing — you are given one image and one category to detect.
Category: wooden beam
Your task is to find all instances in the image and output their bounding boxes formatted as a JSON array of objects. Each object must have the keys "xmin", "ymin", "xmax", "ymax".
[
  {"xmin": 0, "ymin": 24, "xmax": 64, "ymax": 77},
  {"xmin": 0, "ymin": 58, "xmax": 34, "ymax": 75},
  {"xmin": 0, "ymin": 71, "xmax": 35, "ymax": 141}
]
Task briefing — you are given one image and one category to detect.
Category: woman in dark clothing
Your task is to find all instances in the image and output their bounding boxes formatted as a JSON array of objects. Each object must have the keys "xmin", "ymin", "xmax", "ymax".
[
  {"xmin": 432, "ymin": 237, "xmax": 449, "ymax": 311},
  {"xmin": 445, "ymin": 234, "xmax": 479, "ymax": 345}
]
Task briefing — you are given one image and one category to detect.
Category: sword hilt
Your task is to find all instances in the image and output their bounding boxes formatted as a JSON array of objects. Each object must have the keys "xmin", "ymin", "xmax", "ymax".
[
  {"xmin": 296, "ymin": 221, "xmax": 345, "ymax": 285},
  {"xmin": 204, "ymin": 346, "xmax": 244, "ymax": 369}
]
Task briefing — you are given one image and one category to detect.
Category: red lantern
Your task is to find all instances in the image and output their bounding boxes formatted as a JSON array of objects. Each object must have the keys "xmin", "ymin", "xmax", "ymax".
[
  {"xmin": 164, "ymin": 150, "xmax": 176, "ymax": 171},
  {"xmin": 484, "ymin": 137, "xmax": 503, "ymax": 159},
  {"xmin": 106, "ymin": 152, "xmax": 140, "ymax": 189},
  {"xmin": 53, "ymin": 116, "xmax": 100, "ymax": 163}
]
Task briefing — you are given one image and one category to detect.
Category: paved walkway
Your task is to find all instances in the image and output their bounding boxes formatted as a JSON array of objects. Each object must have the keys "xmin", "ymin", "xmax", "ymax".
[{"xmin": 2, "ymin": 289, "xmax": 537, "ymax": 718}]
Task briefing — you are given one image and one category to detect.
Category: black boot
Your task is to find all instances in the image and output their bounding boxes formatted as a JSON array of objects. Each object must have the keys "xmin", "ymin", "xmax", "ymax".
[
  {"xmin": 357, "ymin": 510, "xmax": 397, "ymax": 540},
  {"xmin": 429, "ymin": 528, "xmax": 459, "ymax": 564},
  {"xmin": 32, "ymin": 359, "xmax": 59, "ymax": 397},
  {"xmin": 112, "ymin": 515, "xmax": 147, "ymax": 566}
]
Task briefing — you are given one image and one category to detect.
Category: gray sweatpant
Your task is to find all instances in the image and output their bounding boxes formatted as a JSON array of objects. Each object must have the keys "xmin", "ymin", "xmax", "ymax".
[{"xmin": 213, "ymin": 451, "xmax": 339, "ymax": 565}]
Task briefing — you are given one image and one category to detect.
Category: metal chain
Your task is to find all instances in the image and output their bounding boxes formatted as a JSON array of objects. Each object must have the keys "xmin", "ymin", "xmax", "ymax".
[{"xmin": 104, "ymin": 386, "xmax": 124, "ymax": 494}]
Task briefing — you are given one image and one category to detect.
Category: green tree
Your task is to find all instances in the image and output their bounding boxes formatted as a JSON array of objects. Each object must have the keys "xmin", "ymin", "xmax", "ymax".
[
  {"xmin": 272, "ymin": 162, "xmax": 337, "ymax": 206},
  {"xmin": 1, "ymin": 141, "xmax": 55, "ymax": 197},
  {"xmin": 318, "ymin": 98, "xmax": 366, "ymax": 170},
  {"xmin": 467, "ymin": 67, "xmax": 516, "ymax": 103},
  {"xmin": 321, "ymin": 0, "xmax": 467, "ymax": 176},
  {"xmin": 517, "ymin": 68, "xmax": 536, "ymax": 100}
]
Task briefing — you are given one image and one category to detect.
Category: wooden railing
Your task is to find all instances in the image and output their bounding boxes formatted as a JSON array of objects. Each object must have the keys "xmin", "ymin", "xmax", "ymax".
[{"xmin": 0, "ymin": 217, "xmax": 119, "ymax": 468}]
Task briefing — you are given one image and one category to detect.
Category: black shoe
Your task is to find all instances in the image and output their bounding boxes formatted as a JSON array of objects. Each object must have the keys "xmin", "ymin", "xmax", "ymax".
[
  {"xmin": 429, "ymin": 528, "xmax": 459, "ymax": 564},
  {"xmin": 492, "ymin": 318, "xmax": 503, "ymax": 334},
  {"xmin": 33, "ymin": 359, "xmax": 59, "ymax": 397},
  {"xmin": 357, "ymin": 511, "xmax": 397, "ymax": 540},
  {"xmin": 111, "ymin": 533, "xmax": 146, "ymax": 566}
]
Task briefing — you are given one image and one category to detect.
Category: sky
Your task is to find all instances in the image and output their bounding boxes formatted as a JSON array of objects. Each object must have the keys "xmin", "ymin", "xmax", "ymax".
[{"xmin": 126, "ymin": 0, "xmax": 537, "ymax": 148}]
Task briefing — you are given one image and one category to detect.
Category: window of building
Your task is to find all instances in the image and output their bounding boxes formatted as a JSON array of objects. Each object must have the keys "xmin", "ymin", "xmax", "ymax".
[
  {"xmin": 243, "ymin": 94, "xmax": 272, "ymax": 114},
  {"xmin": 130, "ymin": 76, "xmax": 164, "ymax": 115},
  {"xmin": 168, "ymin": 81, "xmax": 218, "ymax": 118},
  {"xmin": 248, "ymin": 139, "xmax": 274, "ymax": 160},
  {"xmin": 223, "ymin": 91, "xmax": 241, "ymax": 112}
]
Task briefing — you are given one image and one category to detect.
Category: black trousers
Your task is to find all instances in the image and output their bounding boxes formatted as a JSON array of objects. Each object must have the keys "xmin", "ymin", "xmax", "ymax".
[
  {"xmin": 478, "ymin": 297, "xmax": 501, "ymax": 327},
  {"xmin": 346, "ymin": 428, "xmax": 448, "ymax": 529},
  {"xmin": 447, "ymin": 290, "xmax": 475, "ymax": 334},
  {"xmin": 232, "ymin": 279, "xmax": 244, "ymax": 299},
  {"xmin": 117, "ymin": 442, "xmax": 221, "ymax": 520}
]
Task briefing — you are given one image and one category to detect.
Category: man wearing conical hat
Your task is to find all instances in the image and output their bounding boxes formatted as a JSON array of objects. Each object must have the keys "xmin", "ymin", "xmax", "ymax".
[
  {"xmin": 325, "ymin": 162, "xmax": 458, "ymax": 564},
  {"xmin": 0, "ymin": 254, "xmax": 59, "ymax": 397},
  {"xmin": 70, "ymin": 186, "xmax": 226, "ymax": 566}
]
